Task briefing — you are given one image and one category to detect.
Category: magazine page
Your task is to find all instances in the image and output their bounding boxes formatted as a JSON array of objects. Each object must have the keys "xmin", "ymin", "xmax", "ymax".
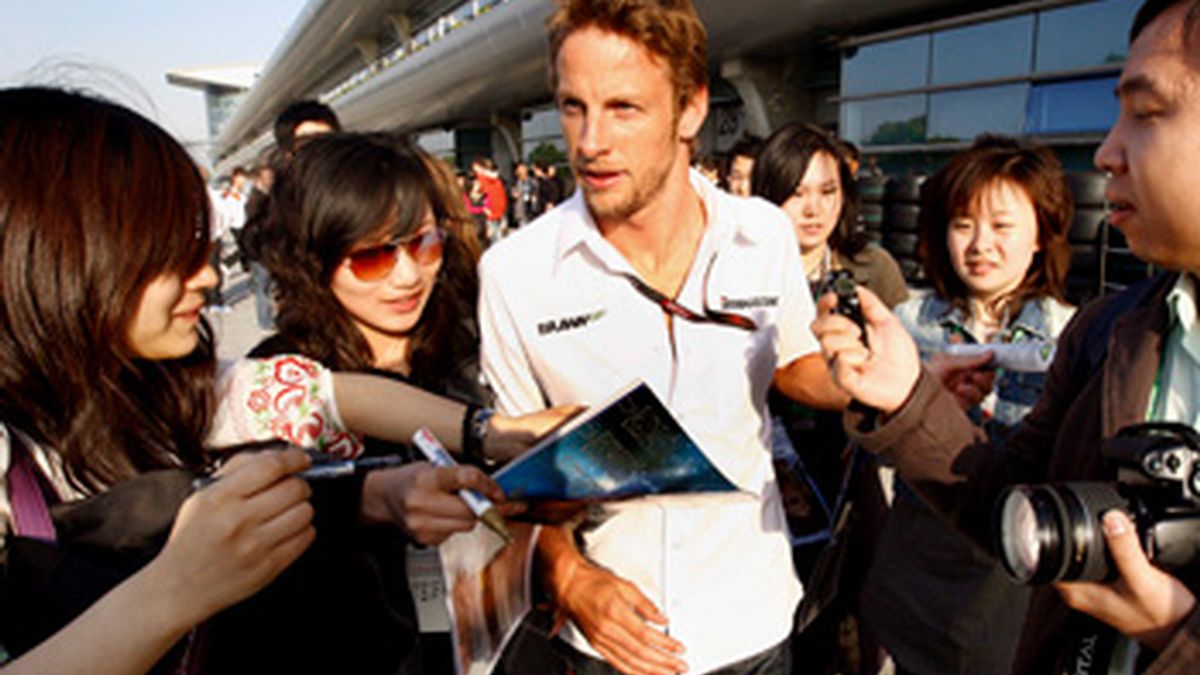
[
  {"xmin": 439, "ymin": 521, "xmax": 539, "ymax": 675},
  {"xmin": 439, "ymin": 381, "xmax": 739, "ymax": 674},
  {"xmin": 494, "ymin": 381, "xmax": 737, "ymax": 507}
]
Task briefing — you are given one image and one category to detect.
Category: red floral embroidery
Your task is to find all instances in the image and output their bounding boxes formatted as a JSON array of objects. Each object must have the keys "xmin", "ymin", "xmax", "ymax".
[
  {"xmin": 247, "ymin": 389, "xmax": 270, "ymax": 414},
  {"xmin": 324, "ymin": 433, "xmax": 363, "ymax": 459},
  {"xmin": 274, "ymin": 356, "xmax": 319, "ymax": 382},
  {"xmin": 271, "ymin": 357, "xmax": 313, "ymax": 414}
]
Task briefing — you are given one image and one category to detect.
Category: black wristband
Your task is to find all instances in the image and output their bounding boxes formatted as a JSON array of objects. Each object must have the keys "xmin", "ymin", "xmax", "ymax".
[{"xmin": 461, "ymin": 403, "xmax": 494, "ymax": 467}]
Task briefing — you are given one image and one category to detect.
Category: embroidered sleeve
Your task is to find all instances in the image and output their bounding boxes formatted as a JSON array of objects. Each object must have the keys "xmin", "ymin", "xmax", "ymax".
[{"xmin": 209, "ymin": 356, "xmax": 364, "ymax": 458}]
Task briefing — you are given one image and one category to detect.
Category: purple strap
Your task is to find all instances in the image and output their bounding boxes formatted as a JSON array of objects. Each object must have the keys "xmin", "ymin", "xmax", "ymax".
[{"xmin": 9, "ymin": 436, "xmax": 57, "ymax": 542}]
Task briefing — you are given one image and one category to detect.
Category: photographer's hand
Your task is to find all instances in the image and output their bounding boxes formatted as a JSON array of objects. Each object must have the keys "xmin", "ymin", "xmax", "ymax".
[
  {"xmin": 812, "ymin": 285, "xmax": 920, "ymax": 415},
  {"xmin": 1055, "ymin": 510, "xmax": 1196, "ymax": 652}
]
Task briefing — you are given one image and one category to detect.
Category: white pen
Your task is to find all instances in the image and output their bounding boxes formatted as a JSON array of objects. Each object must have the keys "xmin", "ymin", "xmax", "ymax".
[{"xmin": 411, "ymin": 427, "xmax": 513, "ymax": 543}]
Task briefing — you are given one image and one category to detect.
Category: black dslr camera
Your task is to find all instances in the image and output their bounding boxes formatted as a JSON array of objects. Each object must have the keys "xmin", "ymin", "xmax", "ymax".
[{"xmin": 996, "ymin": 422, "xmax": 1200, "ymax": 584}]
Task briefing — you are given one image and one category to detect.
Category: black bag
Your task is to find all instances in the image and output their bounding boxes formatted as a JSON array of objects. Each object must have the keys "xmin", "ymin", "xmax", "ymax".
[
  {"xmin": 2, "ymin": 464, "xmax": 198, "ymax": 672},
  {"xmin": 3, "ymin": 445, "xmax": 419, "ymax": 674}
]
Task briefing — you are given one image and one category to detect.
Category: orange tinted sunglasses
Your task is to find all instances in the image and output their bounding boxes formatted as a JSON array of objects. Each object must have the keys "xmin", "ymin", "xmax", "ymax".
[{"xmin": 346, "ymin": 228, "xmax": 445, "ymax": 282}]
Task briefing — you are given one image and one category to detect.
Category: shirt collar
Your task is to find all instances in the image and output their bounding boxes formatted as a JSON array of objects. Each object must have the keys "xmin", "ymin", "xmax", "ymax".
[{"xmin": 1166, "ymin": 273, "xmax": 1200, "ymax": 357}]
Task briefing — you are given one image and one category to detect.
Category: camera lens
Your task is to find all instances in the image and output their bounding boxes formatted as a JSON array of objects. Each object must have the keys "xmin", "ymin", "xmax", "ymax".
[
  {"xmin": 998, "ymin": 487, "xmax": 1049, "ymax": 582},
  {"xmin": 997, "ymin": 483, "xmax": 1128, "ymax": 583}
]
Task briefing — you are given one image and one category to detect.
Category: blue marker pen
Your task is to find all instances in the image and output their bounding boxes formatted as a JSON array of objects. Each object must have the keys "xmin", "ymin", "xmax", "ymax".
[
  {"xmin": 411, "ymin": 427, "xmax": 513, "ymax": 543},
  {"xmin": 192, "ymin": 454, "xmax": 407, "ymax": 490}
]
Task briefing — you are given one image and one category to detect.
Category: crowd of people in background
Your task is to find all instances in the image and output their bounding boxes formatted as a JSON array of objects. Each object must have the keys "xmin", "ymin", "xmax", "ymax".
[{"xmin": 5, "ymin": 0, "xmax": 1200, "ymax": 674}]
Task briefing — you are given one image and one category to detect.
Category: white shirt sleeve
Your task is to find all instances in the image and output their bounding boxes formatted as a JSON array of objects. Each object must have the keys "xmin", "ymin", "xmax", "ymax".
[
  {"xmin": 478, "ymin": 257, "xmax": 547, "ymax": 416},
  {"xmin": 774, "ymin": 226, "xmax": 820, "ymax": 366}
]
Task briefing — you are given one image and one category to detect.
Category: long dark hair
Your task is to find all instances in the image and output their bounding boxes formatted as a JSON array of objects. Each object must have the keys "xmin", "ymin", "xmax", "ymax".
[
  {"xmin": 919, "ymin": 135, "xmax": 1072, "ymax": 316},
  {"xmin": 0, "ymin": 87, "xmax": 216, "ymax": 492},
  {"xmin": 751, "ymin": 121, "xmax": 866, "ymax": 258},
  {"xmin": 263, "ymin": 133, "xmax": 481, "ymax": 387}
]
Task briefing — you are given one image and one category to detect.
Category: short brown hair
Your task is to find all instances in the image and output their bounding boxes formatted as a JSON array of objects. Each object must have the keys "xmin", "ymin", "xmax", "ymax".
[
  {"xmin": 547, "ymin": 0, "xmax": 708, "ymax": 111},
  {"xmin": 919, "ymin": 135, "xmax": 1073, "ymax": 314}
]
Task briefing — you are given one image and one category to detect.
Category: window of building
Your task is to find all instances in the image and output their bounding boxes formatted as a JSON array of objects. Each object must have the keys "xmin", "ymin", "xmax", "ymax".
[
  {"xmin": 1035, "ymin": 0, "xmax": 1140, "ymax": 73},
  {"xmin": 1025, "ymin": 76, "xmax": 1119, "ymax": 135},
  {"xmin": 521, "ymin": 107, "xmax": 566, "ymax": 162},
  {"xmin": 841, "ymin": 34, "xmax": 928, "ymax": 97},
  {"xmin": 928, "ymin": 84, "xmax": 1028, "ymax": 142},
  {"xmin": 839, "ymin": 0, "xmax": 1129, "ymax": 151},
  {"xmin": 931, "ymin": 15, "xmax": 1033, "ymax": 86},
  {"xmin": 841, "ymin": 95, "xmax": 927, "ymax": 146}
]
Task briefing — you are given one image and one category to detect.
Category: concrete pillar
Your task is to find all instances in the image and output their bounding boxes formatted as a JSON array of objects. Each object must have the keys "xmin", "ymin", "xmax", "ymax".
[
  {"xmin": 720, "ymin": 56, "xmax": 813, "ymax": 138},
  {"xmin": 490, "ymin": 111, "xmax": 523, "ymax": 179},
  {"xmin": 388, "ymin": 13, "xmax": 413, "ymax": 52},
  {"xmin": 354, "ymin": 38, "xmax": 379, "ymax": 66}
]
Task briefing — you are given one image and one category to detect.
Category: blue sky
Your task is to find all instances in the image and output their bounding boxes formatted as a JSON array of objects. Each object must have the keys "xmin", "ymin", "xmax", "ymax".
[{"xmin": 1, "ymin": 1, "xmax": 306, "ymax": 157}]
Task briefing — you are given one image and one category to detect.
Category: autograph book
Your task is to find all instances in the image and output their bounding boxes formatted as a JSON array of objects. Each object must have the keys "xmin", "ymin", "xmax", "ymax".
[{"xmin": 439, "ymin": 381, "xmax": 736, "ymax": 675}]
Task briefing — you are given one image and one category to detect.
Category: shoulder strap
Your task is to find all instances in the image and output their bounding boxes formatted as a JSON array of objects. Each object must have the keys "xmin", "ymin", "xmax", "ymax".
[
  {"xmin": 1070, "ymin": 274, "xmax": 1168, "ymax": 383},
  {"xmin": 8, "ymin": 433, "xmax": 57, "ymax": 542}
]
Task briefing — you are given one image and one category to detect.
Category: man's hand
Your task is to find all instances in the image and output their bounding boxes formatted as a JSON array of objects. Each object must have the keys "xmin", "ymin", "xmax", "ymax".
[
  {"xmin": 927, "ymin": 351, "xmax": 996, "ymax": 411},
  {"xmin": 1055, "ymin": 510, "xmax": 1196, "ymax": 652},
  {"xmin": 811, "ymin": 285, "xmax": 920, "ymax": 415},
  {"xmin": 774, "ymin": 352, "xmax": 851, "ymax": 411},
  {"xmin": 541, "ymin": 528, "xmax": 687, "ymax": 674},
  {"xmin": 360, "ymin": 462, "xmax": 522, "ymax": 545},
  {"xmin": 486, "ymin": 404, "xmax": 587, "ymax": 462}
]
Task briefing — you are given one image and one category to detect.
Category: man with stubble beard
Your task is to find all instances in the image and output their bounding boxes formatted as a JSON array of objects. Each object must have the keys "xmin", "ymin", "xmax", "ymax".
[{"xmin": 479, "ymin": 2, "xmax": 846, "ymax": 674}]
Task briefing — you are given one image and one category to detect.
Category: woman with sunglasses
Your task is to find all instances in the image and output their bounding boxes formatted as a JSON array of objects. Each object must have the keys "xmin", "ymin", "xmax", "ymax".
[
  {"xmin": 0, "ymin": 88, "xmax": 563, "ymax": 675},
  {"xmin": 256, "ymin": 133, "xmax": 490, "ymax": 409},
  {"xmin": 253, "ymin": 132, "xmax": 569, "ymax": 673}
]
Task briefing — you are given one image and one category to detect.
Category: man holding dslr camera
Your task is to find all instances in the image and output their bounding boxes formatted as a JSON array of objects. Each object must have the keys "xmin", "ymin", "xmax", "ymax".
[{"xmin": 814, "ymin": 0, "xmax": 1200, "ymax": 671}]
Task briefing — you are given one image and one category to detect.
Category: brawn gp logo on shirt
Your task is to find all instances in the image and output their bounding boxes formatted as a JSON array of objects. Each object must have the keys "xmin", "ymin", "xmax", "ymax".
[
  {"xmin": 537, "ymin": 309, "xmax": 607, "ymax": 336},
  {"xmin": 720, "ymin": 295, "xmax": 778, "ymax": 310}
]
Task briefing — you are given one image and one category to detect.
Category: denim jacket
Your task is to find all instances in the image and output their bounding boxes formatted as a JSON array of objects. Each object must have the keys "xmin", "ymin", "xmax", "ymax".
[{"xmin": 894, "ymin": 291, "xmax": 1076, "ymax": 438}]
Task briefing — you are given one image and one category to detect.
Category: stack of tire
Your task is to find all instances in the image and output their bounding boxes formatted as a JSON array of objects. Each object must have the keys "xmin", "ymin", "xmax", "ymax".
[
  {"xmin": 855, "ymin": 175, "xmax": 887, "ymax": 245},
  {"xmin": 1064, "ymin": 171, "xmax": 1151, "ymax": 305},
  {"xmin": 883, "ymin": 175, "xmax": 928, "ymax": 287}
]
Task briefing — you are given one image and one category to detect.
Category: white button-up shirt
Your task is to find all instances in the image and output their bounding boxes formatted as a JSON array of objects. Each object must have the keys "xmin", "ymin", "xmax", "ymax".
[{"xmin": 479, "ymin": 172, "xmax": 814, "ymax": 672}]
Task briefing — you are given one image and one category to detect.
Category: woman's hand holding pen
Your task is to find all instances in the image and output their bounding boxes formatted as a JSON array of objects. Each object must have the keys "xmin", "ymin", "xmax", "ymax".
[
  {"xmin": 147, "ymin": 448, "xmax": 316, "ymax": 628},
  {"xmin": 359, "ymin": 463, "xmax": 523, "ymax": 546},
  {"xmin": 485, "ymin": 404, "xmax": 586, "ymax": 463}
]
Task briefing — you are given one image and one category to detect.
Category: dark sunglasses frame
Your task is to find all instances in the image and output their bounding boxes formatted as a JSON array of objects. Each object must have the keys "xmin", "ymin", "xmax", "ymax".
[{"xmin": 346, "ymin": 228, "xmax": 446, "ymax": 282}]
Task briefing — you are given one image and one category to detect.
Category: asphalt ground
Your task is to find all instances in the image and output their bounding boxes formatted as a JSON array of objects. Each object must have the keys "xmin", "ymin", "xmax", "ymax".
[{"xmin": 208, "ymin": 263, "xmax": 271, "ymax": 361}]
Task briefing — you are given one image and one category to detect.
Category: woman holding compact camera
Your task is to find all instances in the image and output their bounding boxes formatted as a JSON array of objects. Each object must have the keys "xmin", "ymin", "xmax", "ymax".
[{"xmin": 751, "ymin": 121, "xmax": 908, "ymax": 672}]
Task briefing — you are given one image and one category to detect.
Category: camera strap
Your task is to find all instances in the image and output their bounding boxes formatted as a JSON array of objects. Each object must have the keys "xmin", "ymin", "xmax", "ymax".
[
  {"xmin": 8, "ymin": 434, "xmax": 57, "ymax": 542},
  {"xmin": 1055, "ymin": 614, "xmax": 1140, "ymax": 675}
]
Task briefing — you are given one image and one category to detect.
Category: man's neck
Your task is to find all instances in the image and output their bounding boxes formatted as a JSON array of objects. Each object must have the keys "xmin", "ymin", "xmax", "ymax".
[{"xmin": 599, "ymin": 167, "xmax": 706, "ymax": 298}]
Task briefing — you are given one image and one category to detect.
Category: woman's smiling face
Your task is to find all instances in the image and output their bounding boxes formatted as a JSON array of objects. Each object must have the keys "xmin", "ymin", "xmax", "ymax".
[{"xmin": 946, "ymin": 179, "xmax": 1040, "ymax": 306}]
